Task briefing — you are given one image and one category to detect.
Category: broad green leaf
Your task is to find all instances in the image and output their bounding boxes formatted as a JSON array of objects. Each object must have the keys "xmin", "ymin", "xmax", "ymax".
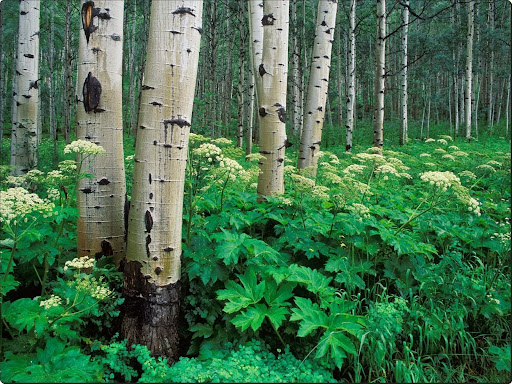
[
  {"xmin": 217, "ymin": 268, "xmax": 265, "ymax": 313},
  {"xmin": 263, "ymin": 279, "xmax": 295, "ymax": 307},
  {"xmin": 231, "ymin": 304, "xmax": 267, "ymax": 331},
  {"xmin": 189, "ymin": 323, "xmax": 214, "ymax": 339},
  {"xmin": 265, "ymin": 305, "xmax": 289, "ymax": 329},
  {"xmin": 290, "ymin": 297, "xmax": 328, "ymax": 337}
]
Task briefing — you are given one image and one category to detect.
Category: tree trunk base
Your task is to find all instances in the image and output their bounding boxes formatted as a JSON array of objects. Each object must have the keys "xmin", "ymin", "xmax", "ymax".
[{"xmin": 120, "ymin": 260, "xmax": 180, "ymax": 361}]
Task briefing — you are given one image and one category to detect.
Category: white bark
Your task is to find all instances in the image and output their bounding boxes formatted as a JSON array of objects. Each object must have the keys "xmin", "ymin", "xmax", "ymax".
[
  {"xmin": 290, "ymin": 0, "xmax": 302, "ymax": 137},
  {"xmin": 256, "ymin": 0, "xmax": 289, "ymax": 196},
  {"xmin": 10, "ymin": 0, "xmax": 40, "ymax": 174},
  {"xmin": 126, "ymin": 1, "xmax": 203, "ymax": 285},
  {"xmin": 506, "ymin": 75, "xmax": 510, "ymax": 135},
  {"xmin": 345, "ymin": 0, "xmax": 356, "ymax": 152},
  {"xmin": 399, "ymin": 0, "xmax": 408, "ymax": 145},
  {"xmin": 373, "ymin": 0, "xmax": 386, "ymax": 151},
  {"xmin": 75, "ymin": 0, "xmax": 127, "ymax": 265},
  {"xmin": 465, "ymin": 0, "xmax": 474, "ymax": 140},
  {"xmin": 488, "ymin": 0, "xmax": 495, "ymax": 128},
  {"xmin": 297, "ymin": 0, "xmax": 337, "ymax": 176}
]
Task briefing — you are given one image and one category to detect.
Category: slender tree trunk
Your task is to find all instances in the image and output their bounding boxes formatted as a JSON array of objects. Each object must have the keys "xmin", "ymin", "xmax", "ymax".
[
  {"xmin": 122, "ymin": 0, "xmax": 203, "ymax": 360},
  {"xmin": 64, "ymin": 0, "xmax": 73, "ymax": 144},
  {"xmin": 128, "ymin": 0, "xmax": 137, "ymax": 136},
  {"xmin": 465, "ymin": 0, "xmax": 474, "ymax": 140},
  {"xmin": 345, "ymin": 0, "xmax": 356, "ymax": 152},
  {"xmin": 373, "ymin": 0, "xmax": 386, "ymax": 151},
  {"xmin": 399, "ymin": 0, "xmax": 409, "ymax": 145},
  {"xmin": 488, "ymin": 0, "xmax": 495, "ymax": 128},
  {"xmin": 256, "ymin": 0, "xmax": 289, "ymax": 197},
  {"xmin": 495, "ymin": 78, "xmax": 505, "ymax": 125},
  {"xmin": 297, "ymin": 0, "xmax": 337, "ymax": 175},
  {"xmin": 10, "ymin": 0, "xmax": 40, "ymax": 174},
  {"xmin": 236, "ymin": 4, "xmax": 245, "ymax": 148},
  {"xmin": 76, "ymin": 0, "xmax": 127, "ymax": 265},
  {"xmin": 290, "ymin": 0, "xmax": 302, "ymax": 138},
  {"xmin": 248, "ymin": 0, "xmax": 263, "ymax": 146},
  {"xmin": 506, "ymin": 74, "xmax": 510, "ymax": 136},
  {"xmin": 0, "ymin": 6, "xmax": 3, "ymax": 157},
  {"xmin": 336, "ymin": 11, "xmax": 343, "ymax": 129},
  {"xmin": 246, "ymin": 68, "xmax": 255, "ymax": 155},
  {"xmin": 427, "ymin": 80, "xmax": 431, "ymax": 138},
  {"xmin": 49, "ymin": 0, "xmax": 57, "ymax": 159}
]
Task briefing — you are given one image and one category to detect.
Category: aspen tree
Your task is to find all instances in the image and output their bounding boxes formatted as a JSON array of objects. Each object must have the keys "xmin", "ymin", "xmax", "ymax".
[
  {"xmin": 122, "ymin": 1, "xmax": 203, "ymax": 359},
  {"xmin": 465, "ymin": 0, "xmax": 474, "ymax": 140},
  {"xmin": 297, "ymin": 0, "xmax": 337, "ymax": 177},
  {"xmin": 399, "ymin": 0, "xmax": 409, "ymax": 146},
  {"xmin": 487, "ymin": 0, "xmax": 495, "ymax": 129},
  {"xmin": 256, "ymin": 0, "xmax": 289, "ymax": 196},
  {"xmin": 290, "ymin": 0, "xmax": 302, "ymax": 138},
  {"xmin": 373, "ymin": 0, "xmax": 386, "ymax": 152},
  {"xmin": 75, "ymin": 0, "xmax": 126, "ymax": 265},
  {"xmin": 10, "ymin": 0, "xmax": 40, "ymax": 174},
  {"xmin": 346, "ymin": 0, "xmax": 356, "ymax": 152},
  {"xmin": 64, "ymin": 0, "xmax": 72, "ymax": 144}
]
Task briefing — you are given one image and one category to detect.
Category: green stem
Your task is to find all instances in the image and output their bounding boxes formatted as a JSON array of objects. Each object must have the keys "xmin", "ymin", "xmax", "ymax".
[
  {"xmin": 219, "ymin": 173, "xmax": 231, "ymax": 213},
  {"xmin": 394, "ymin": 195, "xmax": 448, "ymax": 235},
  {"xmin": 268, "ymin": 317, "xmax": 286, "ymax": 349}
]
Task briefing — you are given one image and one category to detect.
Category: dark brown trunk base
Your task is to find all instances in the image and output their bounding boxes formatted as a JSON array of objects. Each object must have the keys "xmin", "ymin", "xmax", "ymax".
[{"xmin": 120, "ymin": 260, "xmax": 180, "ymax": 361}]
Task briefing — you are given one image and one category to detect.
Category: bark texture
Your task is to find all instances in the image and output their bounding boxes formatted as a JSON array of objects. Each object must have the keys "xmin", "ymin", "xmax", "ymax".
[
  {"xmin": 76, "ymin": 0, "xmax": 127, "ymax": 265},
  {"xmin": 373, "ymin": 0, "xmax": 386, "ymax": 151},
  {"xmin": 297, "ymin": 0, "xmax": 337, "ymax": 177},
  {"xmin": 122, "ymin": 0, "xmax": 203, "ymax": 358},
  {"xmin": 345, "ymin": 0, "xmax": 356, "ymax": 152},
  {"xmin": 465, "ymin": 0, "xmax": 474, "ymax": 140},
  {"xmin": 399, "ymin": 0, "xmax": 408, "ymax": 145},
  {"xmin": 10, "ymin": 0, "xmax": 40, "ymax": 174},
  {"xmin": 256, "ymin": 0, "xmax": 289, "ymax": 197}
]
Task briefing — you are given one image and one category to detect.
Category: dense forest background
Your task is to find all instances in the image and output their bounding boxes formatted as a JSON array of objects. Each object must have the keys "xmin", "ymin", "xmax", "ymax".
[{"xmin": 0, "ymin": 0, "xmax": 510, "ymax": 152}]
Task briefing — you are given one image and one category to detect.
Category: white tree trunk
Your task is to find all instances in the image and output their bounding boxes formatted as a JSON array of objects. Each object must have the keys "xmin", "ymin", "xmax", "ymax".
[
  {"xmin": 345, "ymin": 0, "xmax": 356, "ymax": 152},
  {"xmin": 399, "ymin": 0, "xmax": 409, "ymax": 145},
  {"xmin": 76, "ymin": 0, "xmax": 127, "ymax": 265},
  {"xmin": 465, "ymin": 0, "xmax": 474, "ymax": 140},
  {"xmin": 10, "ymin": 0, "xmax": 40, "ymax": 174},
  {"xmin": 248, "ymin": 0, "xmax": 263, "ymax": 145},
  {"xmin": 290, "ymin": 0, "xmax": 302, "ymax": 138},
  {"xmin": 123, "ymin": 0, "xmax": 203, "ymax": 359},
  {"xmin": 256, "ymin": 0, "xmax": 289, "ymax": 197},
  {"xmin": 488, "ymin": 0, "xmax": 495, "ymax": 128},
  {"xmin": 506, "ymin": 74, "xmax": 510, "ymax": 136},
  {"xmin": 297, "ymin": 0, "xmax": 337, "ymax": 176},
  {"xmin": 373, "ymin": 0, "xmax": 386, "ymax": 151}
]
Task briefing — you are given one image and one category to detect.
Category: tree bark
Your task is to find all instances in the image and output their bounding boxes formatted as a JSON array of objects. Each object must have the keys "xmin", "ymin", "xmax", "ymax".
[
  {"xmin": 10, "ymin": 0, "xmax": 40, "ymax": 174},
  {"xmin": 248, "ymin": 0, "xmax": 263, "ymax": 146},
  {"xmin": 399, "ymin": 0, "xmax": 409, "ymax": 145},
  {"xmin": 373, "ymin": 0, "xmax": 386, "ymax": 151},
  {"xmin": 122, "ymin": 0, "xmax": 203, "ymax": 360},
  {"xmin": 76, "ymin": 0, "xmax": 127, "ymax": 266},
  {"xmin": 49, "ymin": 0, "xmax": 57, "ymax": 159},
  {"xmin": 297, "ymin": 0, "xmax": 337, "ymax": 177},
  {"xmin": 290, "ymin": 0, "xmax": 302, "ymax": 138},
  {"xmin": 487, "ymin": 0, "xmax": 495, "ymax": 128},
  {"xmin": 64, "ymin": 0, "xmax": 73, "ymax": 144},
  {"xmin": 465, "ymin": 0, "xmax": 474, "ymax": 140},
  {"xmin": 256, "ymin": 0, "xmax": 289, "ymax": 197},
  {"xmin": 345, "ymin": 0, "xmax": 356, "ymax": 152}
]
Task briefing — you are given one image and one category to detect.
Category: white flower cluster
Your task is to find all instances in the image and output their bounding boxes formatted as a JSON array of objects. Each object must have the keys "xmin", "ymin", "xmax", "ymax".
[
  {"xmin": 45, "ymin": 170, "xmax": 66, "ymax": 184},
  {"xmin": 193, "ymin": 143, "xmax": 222, "ymax": 161},
  {"xmin": 212, "ymin": 137, "xmax": 233, "ymax": 146},
  {"xmin": 400, "ymin": 172, "xmax": 413, "ymax": 179},
  {"xmin": 448, "ymin": 145, "xmax": 460, "ymax": 151},
  {"xmin": 343, "ymin": 164, "xmax": 366, "ymax": 177},
  {"xmin": 467, "ymin": 197, "xmax": 481, "ymax": 216},
  {"xmin": 366, "ymin": 147, "xmax": 382, "ymax": 154},
  {"xmin": 319, "ymin": 162, "xmax": 338, "ymax": 173},
  {"xmin": 442, "ymin": 154, "xmax": 455, "ymax": 161},
  {"xmin": 347, "ymin": 203, "xmax": 370, "ymax": 219},
  {"xmin": 0, "ymin": 187, "xmax": 55, "ymax": 225},
  {"xmin": 46, "ymin": 188, "xmax": 61, "ymax": 201},
  {"xmin": 355, "ymin": 152, "xmax": 385, "ymax": 164},
  {"xmin": 459, "ymin": 170, "xmax": 477, "ymax": 179},
  {"xmin": 437, "ymin": 139, "xmax": 448, "ymax": 145},
  {"xmin": 425, "ymin": 138, "xmax": 436, "ymax": 143},
  {"xmin": 424, "ymin": 162, "xmax": 437, "ymax": 167},
  {"xmin": 40, "ymin": 295, "xmax": 62, "ymax": 309},
  {"xmin": 487, "ymin": 160, "xmax": 501, "ymax": 168},
  {"xmin": 323, "ymin": 171, "xmax": 343, "ymax": 184},
  {"xmin": 74, "ymin": 275, "xmax": 112, "ymax": 300},
  {"xmin": 420, "ymin": 153, "xmax": 432, "ymax": 158},
  {"xmin": 491, "ymin": 232, "xmax": 511, "ymax": 245},
  {"xmin": 419, "ymin": 171, "xmax": 460, "ymax": 192},
  {"xmin": 125, "ymin": 155, "xmax": 135, "ymax": 162},
  {"xmin": 58, "ymin": 160, "xmax": 78, "ymax": 173},
  {"xmin": 375, "ymin": 164, "xmax": 401, "ymax": 179},
  {"xmin": 438, "ymin": 135, "xmax": 453, "ymax": 142},
  {"xmin": 476, "ymin": 164, "xmax": 496, "ymax": 173},
  {"xmin": 64, "ymin": 140, "xmax": 106, "ymax": 155},
  {"xmin": 245, "ymin": 153, "xmax": 266, "ymax": 163},
  {"xmin": 189, "ymin": 133, "xmax": 208, "ymax": 144},
  {"xmin": 64, "ymin": 256, "xmax": 95, "ymax": 271},
  {"xmin": 433, "ymin": 148, "xmax": 446, "ymax": 154},
  {"xmin": 452, "ymin": 151, "xmax": 468, "ymax": 157},
  {"xmin": 311, "ymin": 185, "xmax": 330, "ymax": 200},
  {"xmin": 290, "ymin": 173, "xmax": 315, "ymax": 191},
  {"xmin": 219, "ymin": 157, "xmax": 245, "ymax": 180}
]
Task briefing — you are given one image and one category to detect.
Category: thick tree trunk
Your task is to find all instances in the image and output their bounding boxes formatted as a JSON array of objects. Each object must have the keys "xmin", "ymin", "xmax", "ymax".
[
  {"xmin": 465, "ymin": 0, "xmax": 474, "ymax": 140},
  {"xmin": 373, "ymin": 0, "xmax": 386, "ymax": 151},
  {"xmin": 297, "ymin": 0, "xmax": 337, "ymax": 176},
  {"xmin": 236, "ymin": 1, "xmax": 246, "ymax": 148},
  {"xmin": 10, "ymin": 0, "xmax": 40, "ymax": 174},
  {"xmin": 122, "ymin": 0, "xmax": 202, "ymax": 360},
  {"xmin": 345, "ymin": 0, "xmax": 356, "ymax": 152},
  {"xmin": 76, "ymin": 0, "xmax": 127, "ymax": 265},
  {"xmin": 256, "ymin": 0, "xmax": 289, "ymax": 197},
  {"xmin": 399, "ymin": 0, "xmax": 409, "ymax": 145}
]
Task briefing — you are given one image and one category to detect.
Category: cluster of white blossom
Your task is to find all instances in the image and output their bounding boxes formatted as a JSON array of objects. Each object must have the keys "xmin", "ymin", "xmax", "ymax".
[
  {"xmin": 74, "ymin": 275, "xmax": 112, "ymax": 300},
  {"xmin": 490, "ymin": 232, "xmax": 511, "ymax": 245},
  {"xmin": 319, "ymin": 151, "xmax": 340, "ymax": 165},
  {"xmin": 366, "ymin": 147, "xmax": 382, "ymax": 154},
  {"xmin": 323, "ymin": 171, "xmax": 343, "ymax": 184},
  {"xmin": 343, "ymin": 164, "xmax": 366, "ymax": 177},
  {"xmin": 212, "ymin": 137, "xmax": 233, "ymax": 146},
  {"xmin": 347, "ymin": 203, "xmax": 370, "ymax": 219},
  {"xmin": 64, "ymin": 256, "xmax": 95, "ymax": 271},
  {"xmin": 45, "ymin": 170, "xmax": 66, "ymax": 184},
  {"xmin": 375, "ymin": 164, "xmax": 401, "ymax": 179},
  {"xmin": 424, "ymin": 162, "xmax": 437, "ymax": 167},
  {"xmin": 419, "ymin": 171, "xmax": 461, "ymax": 192},
  {"xmin": 193, "ymin": 143, "xmax": 222, "ymax": 161},
  {"xmin": 319, "ymin": 162, "xmax": 338, "ymax": 173},
  {"xmin": 189, "ymin": 133, "xmax": 208, "ymax": 144},
  {"xmin": 438, "ymin": 135, "xmax": 453, "ymax": 141},
  {"xmin": 355, "ymin": 152, "xmax": 385, "ymax": 164},
  {"xmin": 386, "ymin": 157, "xmax": 409, "ymax": 171},
  {"xmin": 433, "ymin": 148, "xmax": 446, "ymax": 154},
  {"xmin": 400, "ymin": 172, "xmax": 413, "ymax": 180},
  {"xmin": 219, "ymin": 157, "xmax": 245, "ymax": 180},
  {"xmin": 0, "ymin": 187, "xmax": 55, "ymax": 225},
  {"xmin": 245, "ymin": 153, "xmax": 266, "ymax": 163},
  {"xmin": 420, "ymin": 153, "xmax": 432, "ymax": 158},
  {"xmin": 442, "ymin": 154, "xmax": 456, "ymax": 161},
  {"xmin": 459, "ymin": 170, "xmax": 477, "ymax": 179},
  {"xmin": 46, "ymin": 188, "xmax": 61, "ymax": 201},
  {"xmin": 437, "ymin": 139, "xmax": 448, "ymax": 145},
  {"xmin": 125, "ymin": 155, "xmax": 135, "ymax": 162},
  {"xmin": 487, "ymin": 160, "xmax": 502, "ymax": 168},
  {"xmin": 311, "ymin": 185, "xmax": 330, "ymax": 200},
  {"xmin": 58, "ymin": 159, "xmax": 78, "ymax": 173},
  {"xmin": 290, "ymin": 173, "xmax": 315, "ymax": 191},
  {"xmin": 64, "ymin": 140, "xmax": 106, "ymax": 155},
  {"xmin": 40, "ymin": 295, "xmax": 62, "ymax": 309},
  {"xmin": 466, "ymin": 197, "xmax": 481, "ymax": 216},
  {"xmin": 452, "ymin": 151, "xmax": 469, "ymax": 157},
  {"xmin": 424, "ymin": 138, "xmax": 436, "ymax": 143},
  {"xmin": 476, "ymin": 164, "xmax": 496, "ymax": 173},
  {"xmin": 448, "ymin": 145, "xmax": 460, "ymax": 151}
]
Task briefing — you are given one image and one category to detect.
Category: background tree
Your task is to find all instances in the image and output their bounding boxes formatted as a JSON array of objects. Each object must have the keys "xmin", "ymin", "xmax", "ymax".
[{"xmin": 373, "ymin": 0, "xmax": 386, "ymax": 151}]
